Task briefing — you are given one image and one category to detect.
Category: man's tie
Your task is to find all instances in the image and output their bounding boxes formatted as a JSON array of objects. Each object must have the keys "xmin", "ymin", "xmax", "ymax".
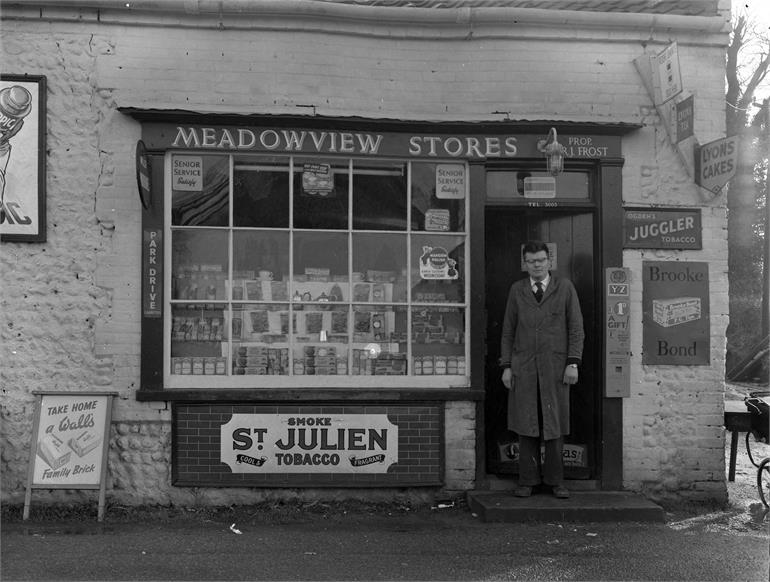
[{"xmin": 534, "ymin": 281, "xmax": 543, "ymax": 303}]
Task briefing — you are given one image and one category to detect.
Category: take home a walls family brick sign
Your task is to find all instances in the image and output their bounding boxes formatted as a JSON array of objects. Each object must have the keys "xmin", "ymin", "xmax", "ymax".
[{"xmin": 173, "ymin": 404, "xmax": 443, "ymax": 487}]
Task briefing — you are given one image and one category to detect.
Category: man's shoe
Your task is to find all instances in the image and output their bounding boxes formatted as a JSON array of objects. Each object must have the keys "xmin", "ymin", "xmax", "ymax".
[
  {"xmin": 552, "ymin": 485, "xmax": 570, "ymax": 499},
  {"xmin": 514, "ymin": 486, "xmax": 532, "ymax": 498}
]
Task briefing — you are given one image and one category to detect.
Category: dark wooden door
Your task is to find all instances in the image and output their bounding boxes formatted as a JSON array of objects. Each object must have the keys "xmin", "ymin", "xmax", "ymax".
[{"xmin": 484, "ymin": 208, "xmax": 598, "ymax": 479}]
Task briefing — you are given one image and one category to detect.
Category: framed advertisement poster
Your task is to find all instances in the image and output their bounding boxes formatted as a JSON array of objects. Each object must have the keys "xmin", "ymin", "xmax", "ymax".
[
  {"xmin": 0, "ymin": 74, "xmax": 46, "ymax": 242},
  {"xmin": 642, "ymin": 261, "xmax": 710, "ymax": 365},
  {"xmin": 23, "ymin": 391, "xmax": 117, "ymax": 521}
]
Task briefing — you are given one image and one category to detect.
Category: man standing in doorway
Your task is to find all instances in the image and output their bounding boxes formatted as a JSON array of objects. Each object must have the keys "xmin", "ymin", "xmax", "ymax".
[{"xmin": 500, "ymin": 240, "xmax": 584, "ymax": 499}]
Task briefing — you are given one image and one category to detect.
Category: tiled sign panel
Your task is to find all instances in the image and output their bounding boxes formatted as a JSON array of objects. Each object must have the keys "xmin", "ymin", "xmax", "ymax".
[{"xmin": 173, "ymin": 403, "xmax": 443, "ymax": 487}]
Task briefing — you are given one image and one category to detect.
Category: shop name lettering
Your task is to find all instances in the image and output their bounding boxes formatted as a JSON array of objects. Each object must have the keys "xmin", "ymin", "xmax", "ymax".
[
  {"xmin": 173, "ymin": 126, "xmax": 519, "ymax": 158},
  {"xmin": 231, "ymin": 417, "xmax": 388, "ymax": 468}
]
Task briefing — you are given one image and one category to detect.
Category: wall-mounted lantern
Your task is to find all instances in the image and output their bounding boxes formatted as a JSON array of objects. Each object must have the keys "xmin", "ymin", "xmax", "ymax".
[{"xmin": 537, "ymin": 128, "xmax": 567, "ymax": 176}]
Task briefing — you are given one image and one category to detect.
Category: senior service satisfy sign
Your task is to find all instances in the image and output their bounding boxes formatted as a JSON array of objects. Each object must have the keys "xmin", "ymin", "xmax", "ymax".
[{"xmin": 220, "ymin": 413, "xmax": 398, "ymax": 474}]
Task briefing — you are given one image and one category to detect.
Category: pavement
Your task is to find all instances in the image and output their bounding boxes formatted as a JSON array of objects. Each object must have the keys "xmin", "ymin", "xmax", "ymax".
[{"xmin": 2, "ymin": 431, "xmax": 769, "ymax": 581}]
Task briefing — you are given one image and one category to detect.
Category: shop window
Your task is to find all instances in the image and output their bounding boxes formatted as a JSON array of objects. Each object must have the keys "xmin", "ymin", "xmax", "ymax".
[{"xmin": 166, "ymin": 154, "xmax": 469, "ymax": 388}]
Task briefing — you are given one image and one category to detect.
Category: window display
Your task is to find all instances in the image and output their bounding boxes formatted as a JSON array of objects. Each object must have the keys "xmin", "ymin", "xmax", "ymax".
[{"xmin": 166, "ymin": 153, "xmax": 469, "ymax": 387}]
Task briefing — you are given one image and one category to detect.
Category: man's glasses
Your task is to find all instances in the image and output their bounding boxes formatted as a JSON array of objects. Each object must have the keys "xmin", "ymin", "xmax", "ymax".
[{"xmin": 524, "ymin": 258, "xmax": 549, "ymax": 265}]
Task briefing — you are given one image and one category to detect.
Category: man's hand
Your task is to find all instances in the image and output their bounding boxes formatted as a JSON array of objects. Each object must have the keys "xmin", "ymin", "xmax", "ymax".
[
  {"xmin": 563, "ymin": 366, "xmax": 578, "ymax": 385},
  {"xmin": 501, "ymin": 368, "xmax": 513, "ymax": 390}
]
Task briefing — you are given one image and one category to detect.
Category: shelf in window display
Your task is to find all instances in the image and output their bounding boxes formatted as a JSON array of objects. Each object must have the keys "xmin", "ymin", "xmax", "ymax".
[{"xmin": 224, "ymin": 279, "xmax": 413, "ymax": 303}]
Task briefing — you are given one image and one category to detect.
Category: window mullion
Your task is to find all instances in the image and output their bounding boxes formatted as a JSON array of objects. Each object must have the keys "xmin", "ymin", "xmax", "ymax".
[
  {"xmin": 406, "ymin": 161, "xmax": 412, "ymax": 374},
  {"xmin": 347, "ymin": 158, "xmax": 353, "ymax": 376},
  {"xmin": 288, "ymin": 156, "xmax": 295, "ymax": 376}
]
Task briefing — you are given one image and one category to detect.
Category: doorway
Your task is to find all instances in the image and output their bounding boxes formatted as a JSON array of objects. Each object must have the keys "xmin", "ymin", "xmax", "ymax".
[{"xmin": 484, "ymin": 207, "xmax": 599, "ymax": 480}]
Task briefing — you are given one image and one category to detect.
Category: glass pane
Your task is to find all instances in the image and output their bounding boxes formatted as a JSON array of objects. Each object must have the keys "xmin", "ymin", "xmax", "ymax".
[
  {"xmin": 293, "ymin": 231, "xmax": 348, "ymax": 283},
  {"xmin": 410, "ymin": 234, "xmax": 465, "ymax": 303},
  {"xmin": 232, "ymin": 230, "xmax": 290, "ymax": 299},
  {"xmin": 171, "ymin": 155, "xmax": 229, "ymax": 226},
  {"xmin": 412, "ymin": 307, "xmax": 466, "ymax": 376},
  {"xmin": 293, "ymin": 157, "xmax": 349, "ymax": 229},
  {"xmin": 293, "ymin": 304, "xmax": 349, "ymax": 342},
  {"xmin": 352, "ymin": 305, "xmax": 407, "ymax": 376},
  {"xmin": 293, "ymin": 304, "xmax": 350, "ymax": 376},
  {"xmin": 352, "ymin": 161, "xmax": 407, "ymax": 231},
  {"xmin": 486, "ymin": 170, "xmax": 589, "ymax": 201},
  {"xmin": 171, "ymin": 230, "xmax": 228, "ymax": 300},
  {"xmin": 293, "ymin": 341, "xmax": 349, "ymax": 376},
  {"xmin": 411, "ymin": 162, "xmax": 465, "ymax": 232},
  {"xmin": 233, "ymin": 156, "xmax": 290, "ymax": 228},
  {"xmin": 170, "ymin": 303, "xmax": 228, "ymax": 376},
  {"xmin": 232, "ymin": 303, "xmax": 290, "ymax": 342},
  {"xmin": 231, "ymin": 303, "xmax": 291, "ymax": 376},
  {"xmin": 352, "ymin": 233, "xmax": 407, "ymax": 302}
]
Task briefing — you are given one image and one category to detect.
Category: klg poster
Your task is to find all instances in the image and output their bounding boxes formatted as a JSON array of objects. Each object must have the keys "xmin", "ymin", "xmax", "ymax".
[
  {"xmin": 0, "ymin": 75, "xmax": 46, "ymax": 242},
  {"xmin": 642, "ymin": 261, "xmax": 710, "ymax": 365}
]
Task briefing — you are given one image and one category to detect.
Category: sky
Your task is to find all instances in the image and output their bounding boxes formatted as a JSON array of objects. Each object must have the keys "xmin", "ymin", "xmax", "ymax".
[{"xmin": 737, "ymin": 0, "xmax": 770, "ymax": 106}]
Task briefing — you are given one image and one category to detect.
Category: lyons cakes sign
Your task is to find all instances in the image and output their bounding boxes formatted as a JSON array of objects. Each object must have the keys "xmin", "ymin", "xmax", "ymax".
[{"xmin": 220, "ymin": 413, "xmax": 398, "ymax": 474}]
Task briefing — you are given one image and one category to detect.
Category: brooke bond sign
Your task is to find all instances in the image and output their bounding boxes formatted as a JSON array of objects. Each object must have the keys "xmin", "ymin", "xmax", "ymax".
[{"xmin": 695, "ymin": 135, "xmax": 738, "ymax": 195}]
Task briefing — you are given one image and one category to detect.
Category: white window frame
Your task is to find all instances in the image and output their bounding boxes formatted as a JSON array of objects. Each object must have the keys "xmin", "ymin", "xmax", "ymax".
[{"xmin": 163, "ymin": 152, "xmax": 471, "ymax": 389}]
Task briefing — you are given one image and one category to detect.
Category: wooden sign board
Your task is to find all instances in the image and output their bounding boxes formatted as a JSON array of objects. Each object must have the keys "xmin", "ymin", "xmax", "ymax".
[{"xmin": 24, "ymin": 392, "xmax": 117, "ymax": 521}]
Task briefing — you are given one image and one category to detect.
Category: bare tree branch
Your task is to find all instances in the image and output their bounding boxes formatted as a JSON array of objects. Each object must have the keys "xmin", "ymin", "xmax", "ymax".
[{"xmin": 726, "ymin": 16, "xmax": 747, "ymax": 135}]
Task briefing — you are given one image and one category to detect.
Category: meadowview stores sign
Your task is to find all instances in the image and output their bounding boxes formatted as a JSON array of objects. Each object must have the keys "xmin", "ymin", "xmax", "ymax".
[{"xmin": 141, "ymin": 124, "xmax": 623, "ymax": 160}]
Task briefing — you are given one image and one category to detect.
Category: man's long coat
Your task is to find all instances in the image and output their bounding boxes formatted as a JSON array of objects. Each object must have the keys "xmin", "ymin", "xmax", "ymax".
[{"xmin": 500, "ymin": 274, "xmax": 584, "ymax": 440}]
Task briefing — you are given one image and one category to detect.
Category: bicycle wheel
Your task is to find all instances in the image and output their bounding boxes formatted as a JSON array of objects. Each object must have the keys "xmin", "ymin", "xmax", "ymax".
[
  {"xmin": 758, "ymin": 457, "xmax": 770, "ymax": 508},
  {"xmin": 746, "ymin": 432, "xmax": 762, "ymax": 468}
]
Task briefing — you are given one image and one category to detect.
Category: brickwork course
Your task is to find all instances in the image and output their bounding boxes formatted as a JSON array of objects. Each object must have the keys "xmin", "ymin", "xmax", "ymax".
[{"xmin": 0, "ymin": 0, "xmax": 732, "ymax": 507}]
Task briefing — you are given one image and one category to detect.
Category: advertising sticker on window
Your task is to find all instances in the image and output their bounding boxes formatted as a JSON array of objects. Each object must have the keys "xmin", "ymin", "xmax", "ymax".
[
  {"xmin": 435, "ymin": 164, "xmax": 465, "ymax": 199},
  {"xmin": 220, "ymin": 414, "xmax": 398, "ymax": 474},
  {"xmin": 172, "ymin": 155, "xmax": 203, "ymax": 191},
  {"xmin": 302, "ymin": 163, "xmax": 334, "ymax": 196},
  {"xmin": 418, "ymin": 245, "xmax": 458, "ymax": 280}
]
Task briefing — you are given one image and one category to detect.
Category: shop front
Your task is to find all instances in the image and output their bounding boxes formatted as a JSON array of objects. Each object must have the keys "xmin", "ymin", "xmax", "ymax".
[
  {"xmin": 131, "ymin": 114, "xmax": 634, "ymax": 491},
  {"xmin": 1, "ymin": 0, "xmax": 731, "ymax": 508}
]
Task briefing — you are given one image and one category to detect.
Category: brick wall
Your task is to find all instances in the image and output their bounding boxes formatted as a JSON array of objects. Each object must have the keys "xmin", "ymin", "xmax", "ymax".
[
  {"xmin": 174, "ymin": 404, "xmax": 442, "ymax": 487},
  {"xmin": 1, "ymin": 4, "xmax": 729, "ymax": 506}
]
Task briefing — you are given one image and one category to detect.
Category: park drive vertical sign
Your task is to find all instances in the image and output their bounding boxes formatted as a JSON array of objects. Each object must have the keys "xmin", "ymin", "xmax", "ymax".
[{"xmin": 642, "ymin": 262, "xmax": 710, "ymax": 365}]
